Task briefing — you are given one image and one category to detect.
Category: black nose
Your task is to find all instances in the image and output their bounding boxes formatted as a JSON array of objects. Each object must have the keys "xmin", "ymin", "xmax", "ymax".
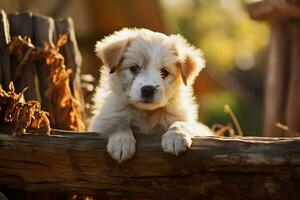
[{"xmin": 141, "ymin": 85, "xmax": 155, "ymax": 98}]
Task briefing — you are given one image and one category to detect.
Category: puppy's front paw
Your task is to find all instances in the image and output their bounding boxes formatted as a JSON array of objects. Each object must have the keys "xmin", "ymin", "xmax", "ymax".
[
  {"xmin": 161, "ymin": 130, "xmax": 192, "ymax": 156},
  {"xmin": 107, "ymin": 134, "xmax": 136, "ymax": 163}
]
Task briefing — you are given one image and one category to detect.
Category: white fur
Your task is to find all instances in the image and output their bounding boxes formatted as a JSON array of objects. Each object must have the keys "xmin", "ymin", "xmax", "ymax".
[
  {"xmin": 107, "ymin": 130, "xmax": 136, "ymax": 162},
  {"xmin": 89, "ymin": 28, "xmax": 213, "ymax": 163}
]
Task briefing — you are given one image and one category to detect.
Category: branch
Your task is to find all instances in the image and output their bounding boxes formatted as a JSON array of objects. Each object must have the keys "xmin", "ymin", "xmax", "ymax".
[{"xmin": 0, "ymin": 131, "xmax": 300, "ymax": 199}]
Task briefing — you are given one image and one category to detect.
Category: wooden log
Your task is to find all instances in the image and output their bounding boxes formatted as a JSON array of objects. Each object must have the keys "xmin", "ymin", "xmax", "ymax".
[
  {"xmin": 263, "ymin": 21, "xmax": 290, "ymax": 137},
  {"xmin": 248, "ymin": 0, "xmax": 300, "ymax": 21},
  {"xmin": 0, "ymin": 10, "xmax": 11, "ymax": 90},
  {"xmin": 33, "ymin": 14, "xmax": 56, "ymax": 111},
  {"xmin": 285, "ymin": 22, "xmax": 300, "ymax": 135},
  {"xmin": 0, "ymin": 132, "xmax": 300, "ymax": 199},
  {"xmin": 8, "ymin": 12, "xmax": 37, "ymax": 101}
]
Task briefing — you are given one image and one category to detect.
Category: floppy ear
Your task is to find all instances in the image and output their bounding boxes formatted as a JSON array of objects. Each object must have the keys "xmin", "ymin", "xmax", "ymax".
[
  {"xmin": 178, "ymin": 51, "xmax": 205, "ymax": 86},
  {"xmin": 95, "ymin": 30, "xmax": 132, "ymax": 73},
  {"xmin": 172, "ymin": 35, "xmax": 205, "ymax": 86}
]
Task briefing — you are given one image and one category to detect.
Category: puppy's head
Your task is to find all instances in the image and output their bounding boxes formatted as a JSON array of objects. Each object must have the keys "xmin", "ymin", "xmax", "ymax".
[{"xmin": 95, "ymin": 28, "xmax": 205, "ymax": 110}]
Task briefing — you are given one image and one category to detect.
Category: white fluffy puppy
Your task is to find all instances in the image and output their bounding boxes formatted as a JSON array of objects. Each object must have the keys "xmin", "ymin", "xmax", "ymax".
[{"xmin": 89, "ymin": 28, "xmax": 212, "ymax": 163}]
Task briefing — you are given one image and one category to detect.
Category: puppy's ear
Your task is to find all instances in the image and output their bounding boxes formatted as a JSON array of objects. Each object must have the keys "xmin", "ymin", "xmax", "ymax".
[
  {"xmin": 95, "ymin": 29, "xmax": 132, "ymax": 73},
  {"xmin": 171, "ymin": 34, "xmax": 205, "ymax": 86},
  {"xmin": 177, "ymin": 52, "xmax": 204, "ymax": 86}
]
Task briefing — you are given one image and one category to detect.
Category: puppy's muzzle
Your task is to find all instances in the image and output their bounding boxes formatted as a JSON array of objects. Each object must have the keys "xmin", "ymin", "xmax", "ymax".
[{"xmin": 141, "ymin": 85, "xmax": 157, "ymax": 103}]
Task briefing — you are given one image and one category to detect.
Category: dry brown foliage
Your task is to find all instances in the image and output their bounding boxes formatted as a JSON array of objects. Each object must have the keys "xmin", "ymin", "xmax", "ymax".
[
  {"xmin": 276, "ymin": 122, "xmax": 300, "ymax": 137},
  {"xmin": 41, "ymin": 34, "xmax": 86, "ymax": 131},
  {"xmin": 212, "ymin": 104, "xmax": 244, "ymax": 137},
  {"xmin": 7, "ymin": 34, "xmax": 86, "ymax": 131},
  {"xmin": 0, "ymin": 82, "xmax": 50, "ymax": 135}
]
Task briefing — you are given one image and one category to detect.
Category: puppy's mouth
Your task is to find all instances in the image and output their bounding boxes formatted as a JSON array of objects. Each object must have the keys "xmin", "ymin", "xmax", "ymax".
[
  {"xmin": 133, "ymin": 97, "xmax": 165, "ymax": 111},
  {"xmin": 140, "ymin": 98, "xmax": 154, "ymax": 104}
]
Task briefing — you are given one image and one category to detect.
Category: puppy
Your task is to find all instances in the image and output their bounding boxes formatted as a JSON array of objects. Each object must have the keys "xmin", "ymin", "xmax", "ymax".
[{"xmin": 89, "ymin": 28, "xmax": 213, "ymax": 163}]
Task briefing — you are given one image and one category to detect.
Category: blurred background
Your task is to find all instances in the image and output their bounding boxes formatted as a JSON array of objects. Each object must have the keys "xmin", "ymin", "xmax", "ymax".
[{"xmin": 0, "ymin": 0, "xmax": 270, "ymax": 135}]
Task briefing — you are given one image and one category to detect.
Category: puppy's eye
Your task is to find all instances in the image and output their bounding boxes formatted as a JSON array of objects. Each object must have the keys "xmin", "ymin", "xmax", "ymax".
[
  {"xmin": 160, "ymin": 68, "xmax": 169, "ymax": 79},
  {"xmin": 129, "ymin": 65, "xmax": 140, "ymax": 75}
]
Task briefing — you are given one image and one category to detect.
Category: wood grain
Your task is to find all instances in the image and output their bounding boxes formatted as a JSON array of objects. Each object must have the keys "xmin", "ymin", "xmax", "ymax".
[
  {"xmin": 55, "ymin": 18, "xmax": 82, "ymax": 95},
  {"xmin": 55, "ymin": 18, "xmax": 85, "ymax": 120},
  {"xmin": 33, "ymin": 14, "xmax": 56, "ymax": 111},
  {"xmin": 8, "ymin": 12, "xmax": 37, "ymax": 100},
  {"xmin": 0, "ymin": 131, "xmax": 300, "ymax": 199}
]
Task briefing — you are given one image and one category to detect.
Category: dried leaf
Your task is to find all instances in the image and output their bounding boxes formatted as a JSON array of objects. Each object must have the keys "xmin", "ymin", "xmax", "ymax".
[
  {"xmin": 6, "ymin": 34, "xmax": 86, "ymax": 132},
  {"xmin": 43, "ymin": 34, "xmax": 86, "ymax": 131},
  {"xmin": 8, "ymin": 82, "xmax": 15, "ymax": 92},
  {"xmin": 0, "ymin": 82, "xmax": 51, "ymax": 135},
  {"xmin": 57, "ymin": 33, "xmax": 68, "ymax": 48}
]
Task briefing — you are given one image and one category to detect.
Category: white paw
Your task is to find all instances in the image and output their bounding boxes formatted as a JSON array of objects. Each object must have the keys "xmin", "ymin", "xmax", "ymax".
[
  {"xmin": 161, "ymin": 130, "xmax": 192, "ymax": 156},
  {"xmin": 107, "ymin": 134, "xmax": 136, "ymax": 163}
]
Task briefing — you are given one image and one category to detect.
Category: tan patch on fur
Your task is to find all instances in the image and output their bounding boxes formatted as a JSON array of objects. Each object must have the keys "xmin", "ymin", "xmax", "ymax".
[
  {"xmin": 102, "ymin": 39, "xmax": 129, "ymax": 70},
  {"xmin": 184, "ymin": 55, "xmax": 197, "ymax": 80},
  {"xmin": 176, "ymin": 56, "xmax": 197, "ymax": 86},
  {"xmin": 175, "ymin": 61, "xmax": 186, "ymax": 85},
  {"xmin": 173, "ymin": 65, "xmax": 184, "ymax": 90}
]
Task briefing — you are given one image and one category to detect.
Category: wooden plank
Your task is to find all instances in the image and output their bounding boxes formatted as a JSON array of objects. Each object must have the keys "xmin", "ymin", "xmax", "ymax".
[
  {"xmin": 285, "ymin": 22, "xmax": 300, "ymax": 135},
  {"xmin": 248, "ymin": 0, "xmax": 300, "ymax": 21},
  {"xmin": 0, "ymin": 10, "xmax": 11, "ymax": 90},
  {"xmin": 33, "ymin": 14, "xmax": 56, "ymax": 111},
  {"xmin": 8, "ymin": 12, "xmax": 37, "ymax": 101},
  {"xmin": 0, "ymin": 132, "xmax": 300, "ymax": 199},
  {"xmin": 263, "ymin": 21, "xmax": 290, "ymax": 137}
]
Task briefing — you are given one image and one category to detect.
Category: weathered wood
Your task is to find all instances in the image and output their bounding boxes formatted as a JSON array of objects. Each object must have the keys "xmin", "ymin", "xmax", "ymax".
[
  {"xmin": 285, "ymin": 22, "xmax": 300, "ymax": 135},
  {"xmin": 55, "ymin": 18, "xmax": 82, "ymax": 95},
  {"xmin": 0, "ymin": 10, "xmax": 11, "ymax": 90},
  {"xmin": 248, "ymin": 0, "xmax": 300, "ymax": 21},
  {"xmin": 8, "ymin": 12, "xmax": 37, "ymax": 101},
  {"xmin": 55, "ymin": 17, "xmax": 85, "ymax": 120},
  {"xmin": 33, "ymin": 15, "xmax": 56, "ymax": 111},
  {"xmin": 0, "ymin": 132, "xmax": 300, "ymax": 199},
  {"xmin": 263, "ymin": 21, "xmax": 290, "ymax": 137}
]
